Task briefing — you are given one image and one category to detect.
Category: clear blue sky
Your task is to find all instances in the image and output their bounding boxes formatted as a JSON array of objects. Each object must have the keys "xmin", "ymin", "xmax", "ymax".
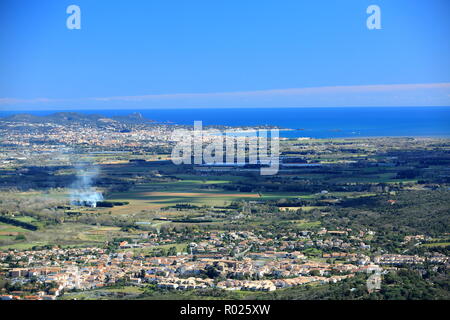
[{"xmin": 1, "ymin": 0, "xmax": 449, "ymax": 109}]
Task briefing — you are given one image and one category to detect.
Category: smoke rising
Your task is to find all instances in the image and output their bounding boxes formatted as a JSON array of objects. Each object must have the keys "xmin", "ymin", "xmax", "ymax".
[{"xmin": 70, "ymin": 161, "xmax": 103, "ymax": 207}]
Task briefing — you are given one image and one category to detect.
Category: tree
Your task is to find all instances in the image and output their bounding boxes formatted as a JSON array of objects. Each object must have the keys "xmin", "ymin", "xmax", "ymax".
[{"xmin": 168, "ymin": 246, "xmax": 177, "ymax": 256}]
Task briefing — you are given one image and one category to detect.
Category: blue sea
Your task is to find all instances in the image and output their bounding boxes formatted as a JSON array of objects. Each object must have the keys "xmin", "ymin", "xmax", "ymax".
[{"xmin": 1, "ymin": 107, "xmax": 449, "ymax": 139}]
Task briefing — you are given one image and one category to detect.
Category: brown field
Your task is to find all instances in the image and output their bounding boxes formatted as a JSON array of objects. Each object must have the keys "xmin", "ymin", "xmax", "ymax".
[{"xmin": 0, "ymin": 231, "xmax": 19, "ymax": 236}]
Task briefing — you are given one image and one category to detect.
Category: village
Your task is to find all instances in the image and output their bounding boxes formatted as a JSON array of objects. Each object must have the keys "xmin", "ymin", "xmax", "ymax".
[{"xmin": 1, "ymin": 228, "xmax": 448, "ymax": 300}]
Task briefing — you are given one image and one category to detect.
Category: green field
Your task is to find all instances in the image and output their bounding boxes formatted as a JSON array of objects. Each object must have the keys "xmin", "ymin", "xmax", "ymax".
[
  {"xmin": 0, "ymin": 223, "xmax": 126, "ymax": 250},
  {"xmin": 421, "ymin": 242, "xmax": 450, "ymax": 248},
  {"xmin": 103, "ymin": 175, "xmax": 314, "ymax": 214}
]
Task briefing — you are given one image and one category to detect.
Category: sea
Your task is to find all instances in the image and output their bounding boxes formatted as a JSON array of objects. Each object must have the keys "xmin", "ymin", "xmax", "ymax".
[{"xmin": 1, "ymin": 107, "xmax": 449, "ymax": 139}]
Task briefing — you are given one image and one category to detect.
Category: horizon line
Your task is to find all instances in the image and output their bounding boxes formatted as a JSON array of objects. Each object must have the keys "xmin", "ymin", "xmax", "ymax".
[
  {"xmin": 1, "ymin": 105, "xmax": 450, "ymax": 113},
  {"xmin": 1, "ymin": 82, "xmax": 450, "ymax": 110}
]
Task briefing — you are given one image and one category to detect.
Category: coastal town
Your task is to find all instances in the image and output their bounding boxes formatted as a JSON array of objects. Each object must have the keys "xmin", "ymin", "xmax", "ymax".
[
  {"xmin": 0, "ymin": 112, "xmax": 449, "ymax": 300},
  {"xmin": 1, "ymin": 0, "xmax": 449, "ymax": 313}
]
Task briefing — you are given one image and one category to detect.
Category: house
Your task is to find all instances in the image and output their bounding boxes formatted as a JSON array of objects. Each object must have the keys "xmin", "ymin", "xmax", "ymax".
[
  {"xmin": 129, "ymin": 277, "xmax": 142, "ymax": 284},
  {"xmin": 119, "ymin": 241, "xmax": 128, "ymax": 248}
]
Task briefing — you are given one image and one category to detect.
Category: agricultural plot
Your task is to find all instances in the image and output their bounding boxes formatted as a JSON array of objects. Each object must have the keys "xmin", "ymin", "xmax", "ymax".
[
  {"xmin": 103, "ymin": 174, "xmax": 329, "ymax": 215},
  {"xmin": 60, "ymin": 286, "xmax": 144, "ymax": 300},
  {"xmin": 0, "ymin": 223, "xmax": 125, "ymax": 250},
  {"xmin": 105, "ymin": 177, "xmax": 260, "ymax": 213}
]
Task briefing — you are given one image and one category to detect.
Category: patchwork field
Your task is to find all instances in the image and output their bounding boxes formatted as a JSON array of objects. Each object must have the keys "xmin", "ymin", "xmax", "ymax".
[
  {"xmin": 0, "ymin": 222, "xmax": 126, "ymax": 250},
  {"xmin": 104, "ymin": 176, "xmax": 261, "ymax": 213},
  {"xmin": 103, "ymin": 174, "xmax": 332, "ymax": 215}
]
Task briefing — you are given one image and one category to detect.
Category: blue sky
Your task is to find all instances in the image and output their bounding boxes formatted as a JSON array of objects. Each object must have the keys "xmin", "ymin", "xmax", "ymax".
[{"xmin": 0, "ymin": 0, "xmax": 449, "ymax": 110}]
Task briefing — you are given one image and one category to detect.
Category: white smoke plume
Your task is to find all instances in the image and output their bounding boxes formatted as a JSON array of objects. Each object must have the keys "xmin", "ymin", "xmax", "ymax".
[{"xmin": 70, "ymin": 161, "xmax": 103, "ymax": 207}]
